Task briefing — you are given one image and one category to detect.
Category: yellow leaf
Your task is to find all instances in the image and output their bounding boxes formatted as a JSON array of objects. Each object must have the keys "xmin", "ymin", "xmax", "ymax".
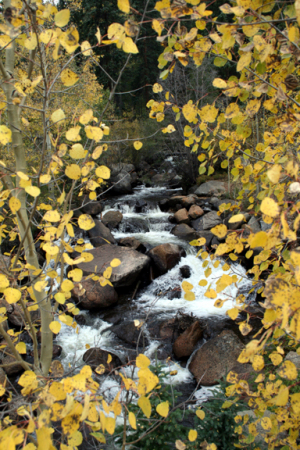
[
  {"xmin": 128, "ymin": 411, "xmax": 136, "ymax": 429},
  {"xmin": 138, "ymin": 396, "xmax": 151, "ymax": 418},
  {"xmin": 81, "ymin": 40, "xmax": 93, "ymax": 56},
  {"xmin": 61, "ymin": 68, "xmax": 79, "ymax": 86},
  {"xmin": 49, "ymin": 321, "xmax": 61, "ymax": 334},
  {"xmin": 204, "ymin": 288, "xmax": 217, "ymax": 299},
  {"xmin": 249, "ymin": 231, "xmax": 268, "ymax": 248},
  {"xmin": 55, "ymin": 9, "xmax": 70, "ymax": 27},
  {"xmin": 184, "ymin": 292, "xmax": 195, "ymax": 301},
  {"xmin": 260, "ymin": 197, "xmax": 280, "ymax": 218},
  {"xmin": 188, "ymin": 429, "xmax": 198, "ymax": 442},
  {"xmin": 271, "ymin": 387, "xmax": 289, "ymax": 406},
  {"xmin": 25, "ymin": 186, "xmax": 40, "ymax": 197},
  {"xmin": 118, "ymin": 0, "xmax": 130, "ymax": 13},
  {"xmin": 18, "ymin": 370, "xmax": 37, "ymax": 387},
  {"xmin": 252, "ymin": 355, "xmax": 264, "ymax": 371},
  {"xmin": 175, "ymin": 440, "xmax": 186, "ymax": 450},
  {"xmin": 211, "ymin": 224, "xmax": 227, "ymax": 238},
  {"xmin": 228, "ymin": 214, "xmax": 245, "ymax": 223},
  {"xmin": 79, "ymin": 109, "xmax": 93, "ymax": 125},
  {"xmin": 68, "ymin": 268, "xmax": 83, "ymax": 282},
  {"xmin": 105, "ymin": 417, "xmax": 115, "ymax": 435},
  {"xmin": 95, "ymin": 165, "xmax": 110, "ymax": 179},
  {"xmin": 182, "ymin": 280, "xmax": 193, "ymax": 292},
  {"xmin": 136, "ymin": 354, "xmax": 150, "ymax": 369},
  {"xmin": 24, "ymin": 33, "xmax": 37, "ymax": 50},
  {"xmin": 40, "ymin": 174, "xmax": 51, "ymax": 184},
  {"xmin": 153, "ymin": 83, "xmax": 163, "ymax": 93},
  {"xmin": 0, "ymin": 125, "xmax": 12, "ymax": 145},
  {"xmin": 110, "ymin": 258, "xmax": 121, "ymax": 267},
  {"xmin": 237, "ymin": 52, "xmax": 252, "ymax": 71},
  {"xmin": 278, "ymin": 360, "xmax": 298, "ymax": 380},
  {"xmin": 196, "ymin": 409, "xmax": 205, "ymax": 420},
  {"xmin": 134, "ymin": 141, "xmax": 143, "ymax": 150},
  {"xmin": 66, "ymin": 126, "xmax": 81, "ymax": 142},
  {"xmin": 4, "ymin": 287, "xmax": 21, "ymax": 304},
  {"xmin": 43, "ymin": 210, "xmax": 60, "ymax": 222},
  {"xmin": 68, "ymin": 430, "xmax": 83, "ymax": 447},
  {"xmin": 65, "ymin": 164, "xmax": 81, "ymax": 180},
  {"xmin": 54, "ymin": 293, "xmax": 66, "ymax": 304},
  {"xmin": 16, "ymin": 342, "xmax": 26, "ymax": 354},
  {"xmin": 95, "ymin": 364, "xmax": 105, "ymax": 375},
  {"xmin": 69, "ymin": 144, "xmax": 86, "ymax": 159},
  {"xmin": 103, "ymin": 266, "xmax": 112, "ymax": 279},
  {"xmin": 213, "ymin": 78, "xmax": 227, "ymax": 88},
  {"xmin": 95, "ymin": 27, "xmax": 101, "ymax": 44},
  {"xmin": 85, "ymin": 126, "xmax": 103, "ymax": 141},
  {"xmin": 123, "ymin": 37, "xmax": 139, "ymax": 53},
  {"xmin": 61, "ymin": 279, "xmax": 74, "ymax": 292},
  {"xmin": 199, "ymin": 104, "xmax": 219, "ymax": 123},
  {"xmin": 51, "ymin": 109, "xmax": 65, "ymax": 123},
  {"xmin": 156, "ymin": 401, "xmax": 169, "ymax": 417},
  {"xmin": 227, "ymin": 307, "xmax": 239, "ymax": 320},
  {"xmin": 78, "ymin": 214, "xmax": 95, "ymax": 231},
  {"xmin": 9, "ymin": 196, "xmax": 21, "ymax": 213},
  {"xmin": 267, "ymin": 164, "xmax": 281, "ymax": 183},
  {"xmin": 182, "ymin": 102, "xmax": 198, "ymax": 122}
]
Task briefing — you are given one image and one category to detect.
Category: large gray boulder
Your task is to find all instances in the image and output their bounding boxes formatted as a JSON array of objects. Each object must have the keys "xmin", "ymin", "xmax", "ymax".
[
  {"xmin": 72, "ymin": 279, "xmax": 118, "ymax": 310},
  {"xmin": 102, "ymin": 211, "xmax": 123, "ymax": 229},
  {"xmin": 189, "ymin": 330, "xmax": 244, "ymax": 386},
  {"xmin": 111, "ymin": 171, "xmax": 133, "ymax": 195},
  {"xmin": 171, "ymin": 224, "xmax": 200, "ymax": 241},
  {"xmin": 88, "ymin": 220, "xmax": 116, "ymax": 247},
  {"xmin": 149, "ymin": 243, "xmax": 185, "ymax": 275},
  {"xmin": 80, "ymin": 195, "xmax": 103, "ymax": 216},
  {"xmin": 195, "ymin": 181, "xmax": 227, "ymax": 197},
  {"xmin": 202, "ymin": 211, "xmax": 222, "ymax": 230},
  {"xmin": 76, "ymin": 244, "xmax": 150, "ymax": 287}
]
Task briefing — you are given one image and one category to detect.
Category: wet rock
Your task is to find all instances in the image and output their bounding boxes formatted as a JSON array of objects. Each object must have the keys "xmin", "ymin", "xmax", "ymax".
[
  {"xmin": 111, "ymin": 321, "xmax": 149, "ymax": 346},
  {"xmin": 188, "ymin": 205, "xmax": 204, "ymax": 220},
  {"xmin": 135, "ymin": 199, "xmax": 147, "ymax": 213},
  {"xmin": 174, "ymin": 208, "xmax": 190, "ymax": 224},
  {"xmin": 189, "ymin": 330, "xmax": 244, "ymax": 385},
  {"xmin": 0, "ymin": 299, "xmax": 40, "ymax": 328},
  {"xmin": 1, "ymin": 353, "xmax": 23, "ymax": 376},
  {"xmin": 173, "ymin": 322, "xmax": 202, "ymax": 359},
  {"xmin": 159, "ymin": 318, "xmax": 178, "ymax": 341},
  {"xmin": 159, "ymin": 199, "xmax": 169, "ymax": 212},
  {"xmin": 76, "ymin": 315, "xmax": 86, "ymax": 326},
  {"xmin": 83, "ymin": 348, "xmax": 122, "ymax": 372},
  {"xmin": 80, "ymin": 195, "xmax": 103, "ymax": 216},
  {"xmin": 171, "ymin": 224, "xmax": 199, "ymax": 241},
  {"xmin": 118, "ymin": 237, "xmax": 145, "ymax": 252},
  {"xmin": 181, "ymin": 196, "xmax": 196, "ymax": 209},
  {"xmin": 149, "ymin": 243, "xmax": 185, "ymax": 275},
  {"xmin": 53, "ymin": 345, "xmax": 62, "ymax": 359},
  {"xmin": 110, "ymin": 163, "xmax": 135, "ymax": 177},
  {"xmin": 168, "ymin": 215, "xmax": 177, "ymax": 224},
  {"xmin": 102, "ymin": 211, "xmax": 123, "ymax": 230},
  {"xmin": 167, "ymin": 289, "xmax": 181, "ymax": 300},
  {"xmin": 167, "ymin": 196, "xmax": 186, "ymax": 208},
  {"xmin": 248, "ymin": 216, "xmax": 261, "ymax": 233},
  {"xmin": 72, "ymin": 278, "xmax": 118, "ymax": 310},
  {"xmin": 88, "ymin": 220, "xmax": 116, "ymax": 247},
  {"xmin": 202, "ymin": 211, "xmax": 222, "ymax": 230},
  {"xmin": 111, "ymin": 171, "xmax": 133, "ymax": 195},
  {"xmin": 76, "ymin": 244, "xmax": 150, "ymax": 287},
  {"xmin": 194, "ymin": 181, "xmax": 227, "ymax": 197},
  {"xmin": 180, "ymin": 265, "xmax": 191, "ymax": 278}
]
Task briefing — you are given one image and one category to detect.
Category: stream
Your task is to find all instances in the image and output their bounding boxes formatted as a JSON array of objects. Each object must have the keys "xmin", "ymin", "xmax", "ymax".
[{"xmin": 56, "ymin": 186, "xmax": 253, "ymax": 402}]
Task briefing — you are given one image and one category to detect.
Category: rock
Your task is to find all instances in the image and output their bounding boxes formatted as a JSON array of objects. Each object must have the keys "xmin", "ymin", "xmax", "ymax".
[
  {"xmin": 159, "ymin": 318, "xmax": 178, "ymax": 340},
  {"xmin": 135, "ymin": 199, "xmax": 147, "ymax": 213},
  {"xmin": 149, "ymin": 243, "xmax": 185, "ymax": 275},
  {"xmin": 168, "ymin": 215, "xmax": 177, "ymax": 224},
  {"xmin": 210, "ymin": 197, "xmax": 237, "ymax": 212},
  {"xmin": 110, "ymin": 321, "xmax": 149, "ymax": 346},
  {"xmin": 171, "ymin": 224, "xmax": 199, "ymax": 241},
  {"xmin": 83, "ymin": 348, "xmax": 122, "ymax": 372},
  {"xmin": 76, "ymin": 244, "xmax": 150, "ymax": 287},
  {"xmin": 174, "ymin": 208, "xmax": 190, "ymax": 224},
  {"xmin": 0, "ymin": 299, "xmax": 40, "ymax": 328},
  {"xmin": 248, "ymin": 216, "xmax": 261, "ymax": 233},
  {"xmin": 169, "ymin": 174, "xmax": 182, "ymax": 188},
  {"xmin": 202, "ymin": 211, "xmax": 222, "ymax": 230},
  {"xmin": 102, "ymin": 211, "xmax": 123, "ymax": 230},
  {"xmin": 168, "ymin": 196, "xmax": 186, "ymax": 208},
  {"xmin": 110, "ymin": 163, "xmax": 135, "ymax": 177},
  {"xmin": 194, "ymin": 181, "xmax": 227, "ymax": 197},
  {"xmin": 181, "ymin": 196, "xmax": 196, "ymax": 209},
  {"xmin": 225, "ymin": 213, "xmax": 246, "ymax": 230},
  {"xmin": 80, "ymin": 195, "xmax": 103, "ymax": 216},
  {"xmin": 284, "ymin": 351, "xmax": 300, "ymax": 369},
  {"xmin": 173, "ymin": 322, "xmax": 202, "ymax": 359},
  {"xmin": 111, "ymin": 171, "xmax": 133, "ymax": 195},
  {"xmin": 1, "ymin": 353, "xmax": 23, "ymax": 376},
  {"xmin": 188, "ymin": 205, "xmax": 204, "ymax": 220},
  {"xmin": 260, "ymin": 219, "xmax": 272, "ymax": 231},
  {"xmin": 159, "ymin": 199, "xmax": 169, "ymax": 212},
  {"xmin": 118, "ymin": 237, "xmax": 145, "ymax": 252},
  {"xmin": 189, "ymin": 330, "xmax": 244, "ymax": 385},
  {"xmin": 198, "ymin": 231, "xmax": 214, "ymax": 246},
  {"xmin": 88, "ymin": 220, "xmax": 116, "ymax": 247},
  {"xmin": 72, "ymin": 278, "xmax": 118, "ymax": 310},
  {"xmin": 180, "ymin": 265, "xmax": 191, "ymax": 278},
  {"xmin": 167, "ymin": 290, "xmax": 181, "ymax": 300},
  {"xmin": 137, "ymin": 161, "xmax": 150, "ymax": 173}
]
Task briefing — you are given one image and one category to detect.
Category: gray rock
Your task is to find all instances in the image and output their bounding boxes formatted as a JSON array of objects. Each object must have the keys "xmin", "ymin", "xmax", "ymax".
[
  {"xmin": 111, "ymin": 171, "xmax": 132, "ymax": 195},
  {"xmin": 194, "ymin": 181, "xmax": 227, "ymax": 197},
  {"xmin": 260, "ymin": 220, "xmax": 272, "ymax": 231},
  {"xmin": 72, "ymin": 279, "xmax": 118, "ymax": 310},
  {"xmin": 80, "ymin": 195, "xmax": 103, "ymax": 216},
  {"xmin": 110, "ymin": 163, "xmax": 135, "ymax": 177},
  {"xmin": 202, "ymin": 211, "xmax": 222, "ymax": 230},
  {"xmin": 284, "ymin": 351, "xmax": 300, "ymax": 369},
  {"xmin": 88, "ymin": 220, "xmax": 116, "ymax": 247},
  {"xmin": 76, "ymin": 244, "xmax": 150, "ymax": 287},
  {"xmin": 171, "ymin": 224, "xmax": 200, "ymax": 241},
  {"xmin": 149, "ymin": 243, "xmax": 185, "ymax": 275},
  {"xmin": 248, "ymin": 216, "xmax": 261, "ymax": 233},
  {"xmin": 102, "ymin": 211, "xmax": 123, "ymax": 229}
]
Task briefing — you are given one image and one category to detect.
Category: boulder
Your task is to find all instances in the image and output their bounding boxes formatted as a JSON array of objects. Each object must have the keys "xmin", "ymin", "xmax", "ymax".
[
  {"xmin": 179, "ymin": 265, "xmax": 191, "ymax": 278},
  {"xmin": 202, "ymin": 211, "xmax": 222, "ymax": 230},
  {"xmin": 1, "ymin": 350, "xmax": 23, "ymax": 376},
  {"xmin": 110, "ymin": 321, "xmax": 149, "ymax": 346},
  {"xmin": 188, "ymin": 205, "xmax": 204, "ymax": 220},
  {"xmin": 80, "ymin": 195, "xmax": 103, "ymax": 216},
  {"xmin": 88, "ymin": 220, "xmax": 116, "ymax": 247},
  {"xmin": 194, "ymin": 181, "xmax": 227, "ymax": 197},
  {"xmin": 0, "ymin": 299, "xmax": 40, "ymax": 328},
  {"xmin": 225, "ymin": 213, "xmax": 246, "ymax": 230},
  {"xmin": 135, "ymin": 199, "xmax": 147, "ymax": 213},
  {"xmin": 102, "ymin": 211, "xmax": 123, "ymax": 229},
  {"xmin": 148, "ymin": 243, "xmax": 185, "ymax": 275},
  {"xmin": 83, "ymin": 348, "xmax": 122, "ymax": 372},
  {"xmin": 110, "ymin": 163, "xmax": 135, "ymax": 177},
  {"xmin": 159, "ymin": 199, "xmax": 169, "ymax": 212},
  {"xmin": 111, "ymin": 171, "xmax": 132, "ymax": 195},
  {"xmin": 181, "ymin": 196, "xmax": 196, "ymax": 209},
  {"xmin": 248, "ymin": 216, "xmax": 261, "ymax": 233},
  {"xmin": 72, "ymin": 279, "xmax": 118, "ymax": 310},
  {"xmin": 173, "ymin": 322, "xmax": 202, "ymax": 359},
  {"xmin": 189, "ymin": 330, "xmax": 244, "ymax": 385},
  {"xmin": 76, "ymin": 244, "xmax": 150, "ymax": 287},
  {"xmin": 174, "ymin": 208, "xmax": 190, "ymax": 224},
  {"xmin": 118, "ymin": 237, "xmax": 145, "ymax": 252},
  {"xmin": 284, "ymin": 351, "xmax": 300, "ymax": 369},
  {"xmin": 171, "ymin": 224, "xmax": 200, "ymax": 241}
]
